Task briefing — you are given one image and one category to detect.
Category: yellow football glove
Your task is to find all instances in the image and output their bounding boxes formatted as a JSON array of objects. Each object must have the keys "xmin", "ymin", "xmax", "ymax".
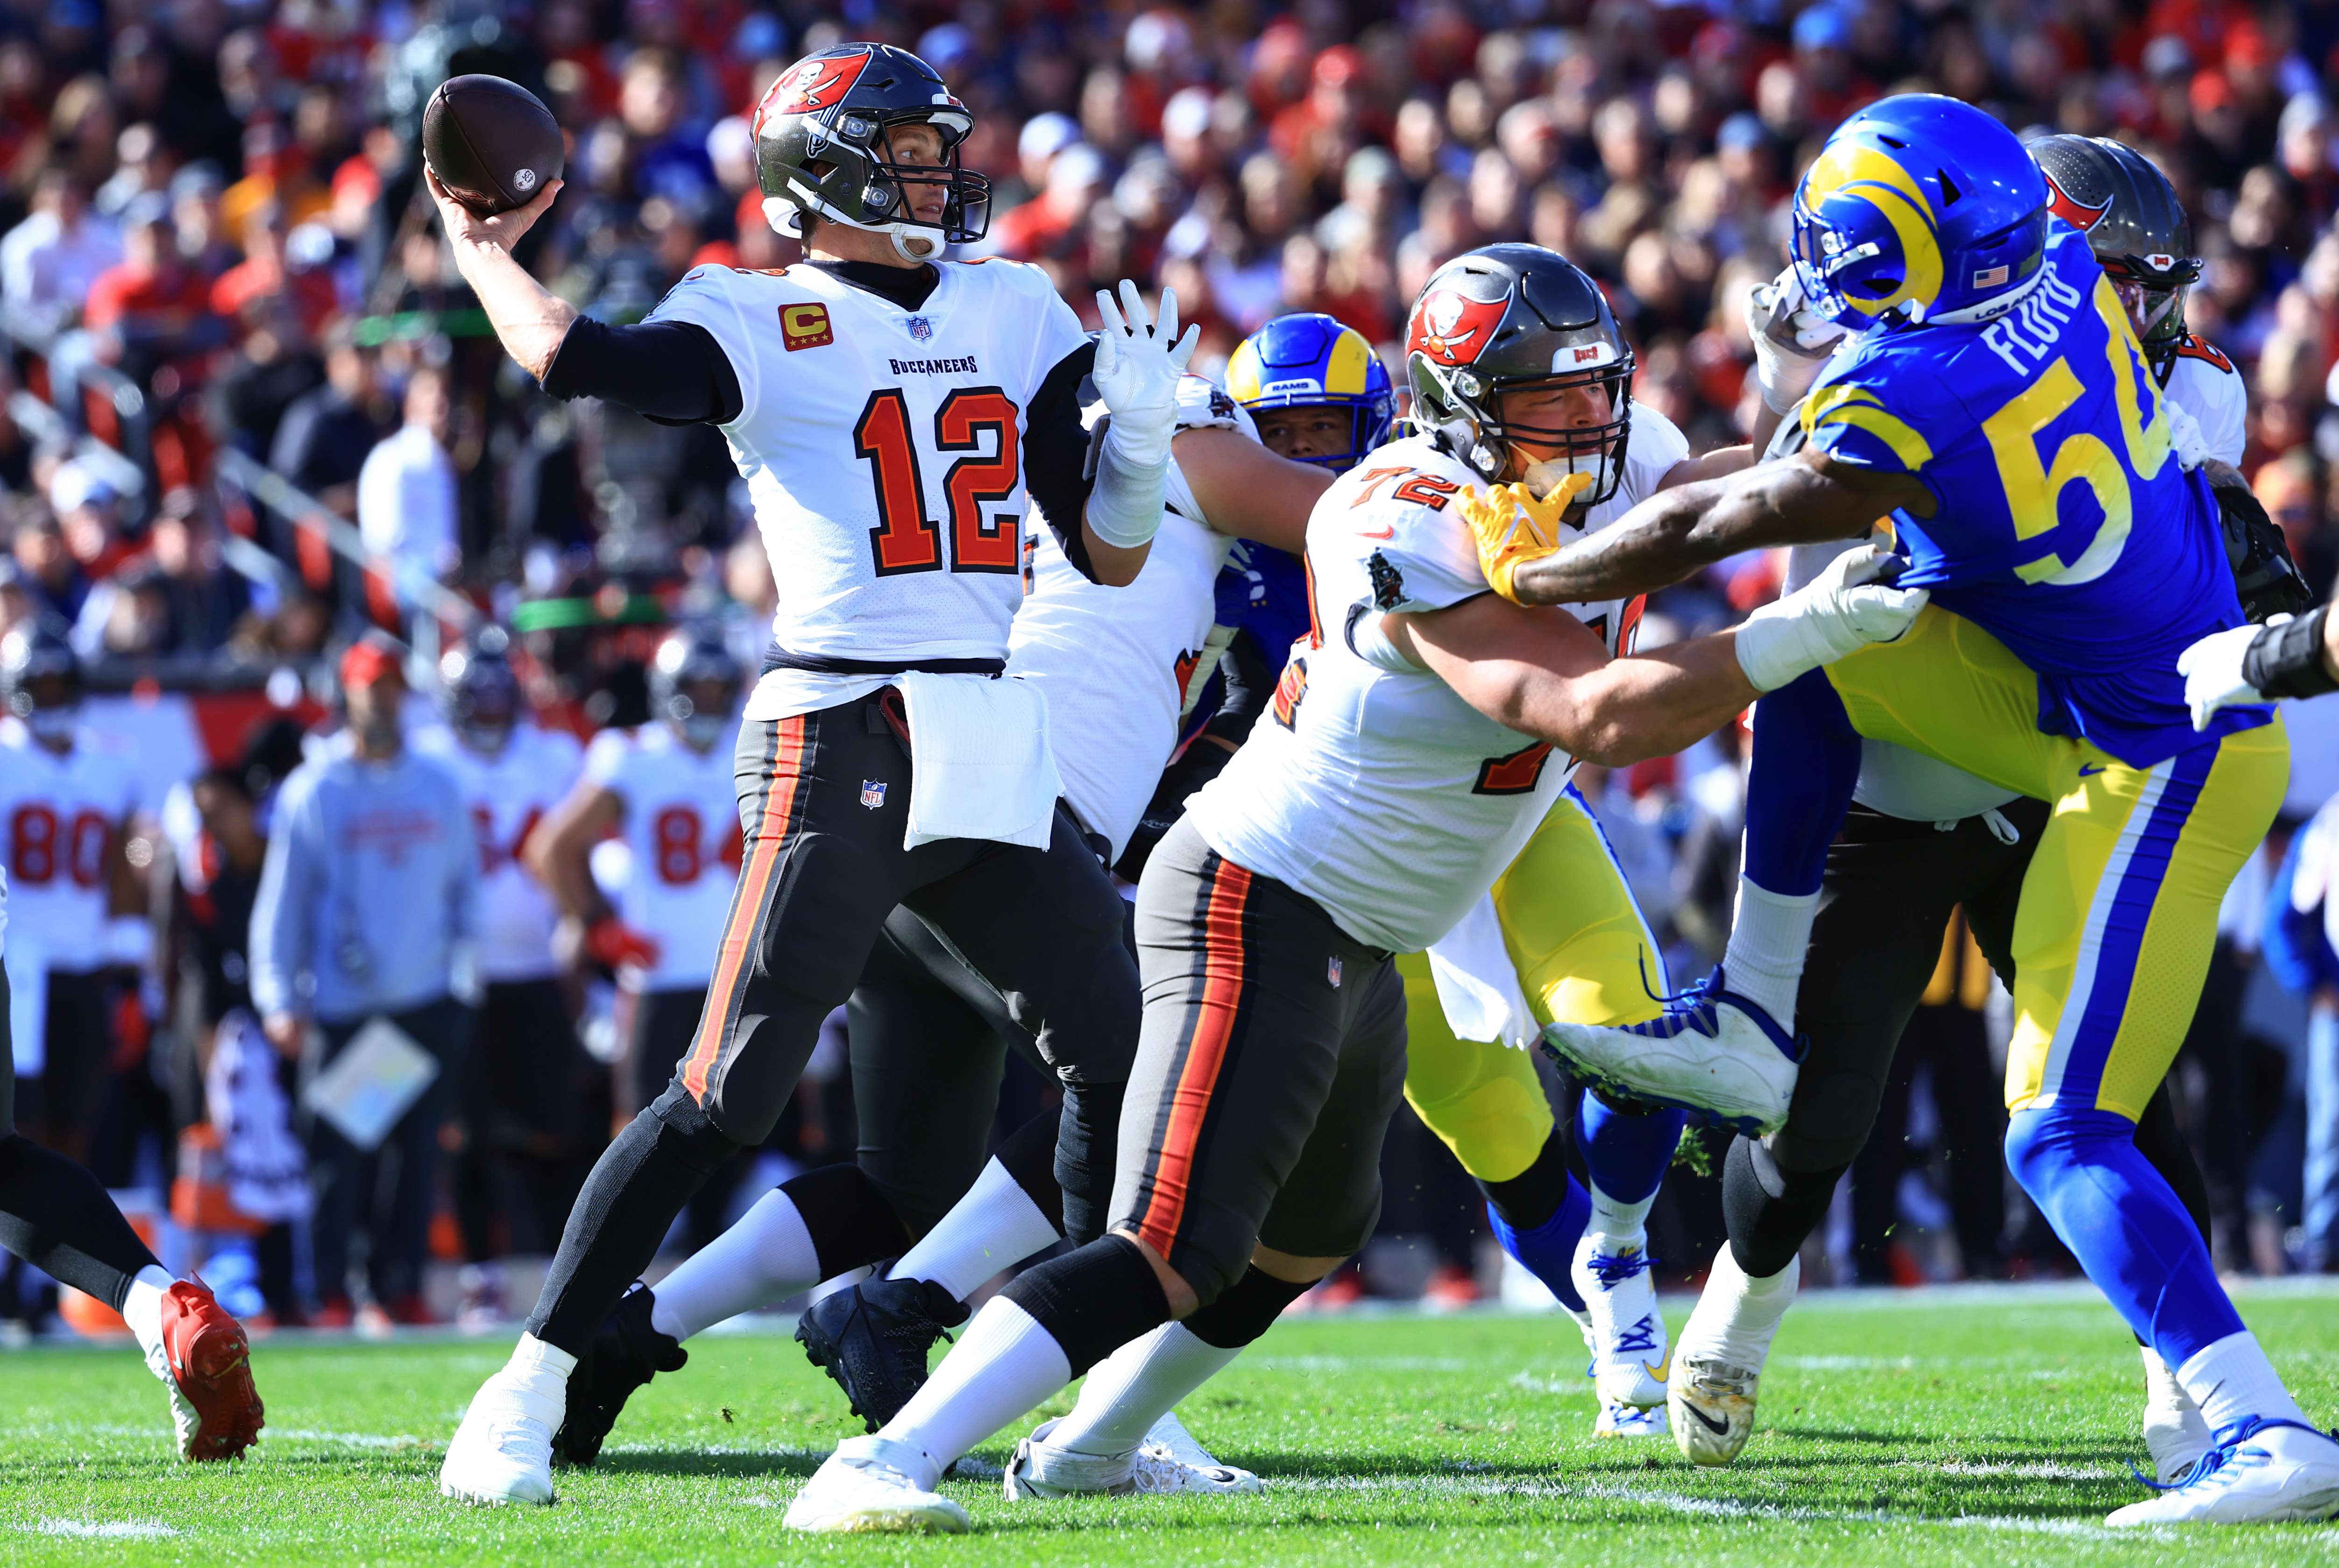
[{"xmin": 1460, "ymin": 469, "xmax": 1593, "ymax": 603}]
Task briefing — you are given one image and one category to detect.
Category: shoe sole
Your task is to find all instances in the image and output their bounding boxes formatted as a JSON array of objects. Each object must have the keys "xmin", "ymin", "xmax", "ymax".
[
  {"xmin": 170, "ymin": 1314, "xmax": 265, "ymax": 1462},
  {"xmin": 2108, "ymin": 1478, "xmax": 2339, "ymax": 1526},
  {"xmin": 438, "ymin": 1475, "xmax": 555, "ymax": 1506},
  {"xmin": 785, "ymin": 1503, "xmax": 968, "ymax": 1533},
  {"xmin": 1538, "ymin": 1045, "xmax": 1783, "ymax": 1139}
]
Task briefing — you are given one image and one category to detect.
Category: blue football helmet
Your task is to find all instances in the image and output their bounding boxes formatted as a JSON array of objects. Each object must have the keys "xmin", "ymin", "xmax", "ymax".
[
  {"xmin": 1226, "ymin": 312, "xmax": 1394, "ymax": 472},
  {"xmin": 1790, "ymin": 94, "xmax": 2048, "ymax": 332}
]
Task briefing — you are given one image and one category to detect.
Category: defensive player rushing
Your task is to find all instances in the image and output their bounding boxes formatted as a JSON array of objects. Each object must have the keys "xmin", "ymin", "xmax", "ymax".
[
  {"xmin": 415, "ymin": 627, "xmax": 588, "ymax": 1324},
  {"xmin": 549, "ymin": 322, "xmax": 1334, "ymax": 1490},
  {"xmin": 435, "ymin": 43, "xmax": 1193, "ymax": 1506},
  {"xmin": 530, "ymin": 630, "xmax": 752, "ymax": 1250},
  {"xmin": 780, "ymin": 241, "xmax": 1931, "ymax": 1533},
  {"xmin": 0, "ymin": 626, "xmax": 264, "ymax": 1460},
  {"xmin": 1647, "ymin": 135, "xmax": 2250, "ymax": 1481},
  {"xmin": 1519, "ymin": 97, "xmax": 2338, "ymax": 1525}
]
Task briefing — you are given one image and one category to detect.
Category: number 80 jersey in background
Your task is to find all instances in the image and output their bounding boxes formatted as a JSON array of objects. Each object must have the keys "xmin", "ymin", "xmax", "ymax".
[
  {"xmin": 581, "ymin": 725, "xmax": 743, "ymax": 993},
  {"xmin": 1187, "ymin": 414, "xmax": 1688, "ymax": 955},
  {"xmin": 1800, "ymin": 222, "xmax": 2260, "ymax": 768},
  {"xmin": 0, "ymin": 718, "xmax": 138, "ymax": 973},
  {"xmin": 644, "ymin": 258, "xmax": 1089, "ymax": 718}
]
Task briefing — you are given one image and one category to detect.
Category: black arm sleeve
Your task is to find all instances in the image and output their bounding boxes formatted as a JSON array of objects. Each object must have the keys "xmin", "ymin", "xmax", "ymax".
[
  {"xmin": 1200, "ymin": 628, "xmax": 1274, "ymax": 747},
  {"xmin": 539, "ymin": 318, "xmax": 744, "ymax": 426},
  {"xmin": 1024, "ymin": 340, "xmax": 1100, "ymax": 582}
]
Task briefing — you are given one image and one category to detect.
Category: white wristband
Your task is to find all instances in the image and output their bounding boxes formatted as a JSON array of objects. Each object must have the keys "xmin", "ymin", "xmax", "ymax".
[{"xmin": 1086, "ymin": 415, "xmax": 1171, "ymax": 549}]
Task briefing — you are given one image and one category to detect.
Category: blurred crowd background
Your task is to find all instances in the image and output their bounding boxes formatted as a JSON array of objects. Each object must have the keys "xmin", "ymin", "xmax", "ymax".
[{"xmin": 2, "ymin": 0, "xmax": 2339, "ymax": 1334}]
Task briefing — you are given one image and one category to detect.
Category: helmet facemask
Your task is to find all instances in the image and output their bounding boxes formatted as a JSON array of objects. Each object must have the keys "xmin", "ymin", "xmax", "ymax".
[
  {"xmin": 1414, "ymin": 355, "xmax": 1634, "ymax": 504},
  {"xmin": 762, "ymin": 107, "xmax": 990, "ymax": 264},
  {"xmin": 2100, "ymin": 255, "xmax": 2198, "ymax": 356},
  {"xmin": 669, "ymin": 677, "xmax": 740, "ymax": 753}
]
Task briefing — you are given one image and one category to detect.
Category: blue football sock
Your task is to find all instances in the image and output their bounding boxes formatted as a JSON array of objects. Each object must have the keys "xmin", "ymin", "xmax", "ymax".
[
  {"xmin": 2005, "ymin": 1104, "xmax": 2244, "ymax": 1368},
  {"xmin": 1487, "ymin": 1178, "xmax": 1590, "ymax": 1314},
  {"xmin": 1579, "ymin": 1089, "xmax": 1686, "ymax": 1208},
  {"xmin": 1742, "ymin": 667, "xmax": 1862, "ymax": 898}
]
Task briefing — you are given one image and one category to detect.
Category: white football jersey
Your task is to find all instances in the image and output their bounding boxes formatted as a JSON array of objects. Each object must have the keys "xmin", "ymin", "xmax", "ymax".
[
  {"xmin": 1822, "ymin": 330, "xmax": 2249, "ymax": 822},
  {"xmin": 582, "ymin": 724, "xmax": 743, "ymax": 992},
  {"xmin": 2162, "ymin": 334, "xmax": 2247, "ymax": 467},
  {"xmin": 413, "ymin": 723, "xmax": 582, "ymax": 984},
  {"xmin": 0, "ymin": 719, "xmax": 137, "ymax": 972},
  {"xmin": 1189, "ymin": 412, "xmax": 1689, "ymax": 953},
  {"xmin": 1009, "ymin": 375, "xmax": 1255, "ymax": 858},
  {"xmin": 643, "ymin": 258, "xmax": 1088, "ymax": 723}
]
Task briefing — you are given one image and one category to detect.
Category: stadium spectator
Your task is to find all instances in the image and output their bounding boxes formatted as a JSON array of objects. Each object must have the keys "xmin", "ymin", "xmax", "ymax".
[
  {"xmin": 269, "ymin": 318, "xmax": 386, "ymax": 513},
  {"xmin": 0, "ymin": 169, "xmax": 119, "ymax": 337},
  {"xmin": 355, "ymin": 363, "xmax": 458, "ymax": 584},
  {"xmin": 248, "ymin": 637, "xmax": 475, "ymax": 1327}
]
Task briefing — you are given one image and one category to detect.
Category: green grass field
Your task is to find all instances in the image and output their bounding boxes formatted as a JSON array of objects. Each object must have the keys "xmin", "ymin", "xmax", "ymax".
[{"xmin": 5, "ymin": 1280, "xmax": 2338, "ymax": 1566}]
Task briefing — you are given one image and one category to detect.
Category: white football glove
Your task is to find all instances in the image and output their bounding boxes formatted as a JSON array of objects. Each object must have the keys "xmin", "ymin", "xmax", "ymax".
[
  {"xmin": 1747, "ymin": 265, "xmax": 1847, "ymax": 415},
  {"xmin": 2164, "ymin": 398, "xmax": 2209, "ymax": 471},
  {"xmin": 1735, "ymin": 543, "xmax": 1930, "ymax": 692},
  {"xmin": 2176, "ymin": 615, "xmax": 2284, "ymax": 731},
  {"xmin": 1086, "ymin": 279, "xmax": 1200, "ymax": 550}
]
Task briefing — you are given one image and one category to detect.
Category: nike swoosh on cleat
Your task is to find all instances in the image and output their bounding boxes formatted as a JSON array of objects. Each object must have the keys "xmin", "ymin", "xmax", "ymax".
[
  {"xmin": 2078, "ymin": 763, "xmax": 2105, "ymax": 776},
  {"xmin": 1684, "ymin": 1402, "xmax": 1730, "ymax": 1436},
  {"xmin": 1644, "ymin": 1361, "xmax": 1668, "ymax": 1381}
]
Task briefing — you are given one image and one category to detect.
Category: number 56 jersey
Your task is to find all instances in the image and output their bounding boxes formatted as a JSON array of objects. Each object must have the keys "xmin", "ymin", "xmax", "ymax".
[
  {"xmin": 1186, "ymin": 419, "xmax": 1685, "ymax": 955},
  {"xmin": 644, "ymin": 258, "xmax": 1087, "ymax": 707}
]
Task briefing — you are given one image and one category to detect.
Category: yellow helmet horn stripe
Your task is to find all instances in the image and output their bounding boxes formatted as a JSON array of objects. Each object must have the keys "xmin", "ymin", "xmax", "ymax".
[
  {"xmin": 1322, "ymin": 328, "xmax": 1373, "ymax": 396},
  {"xmin": 1801, "ymin": 140, "xmax": 1946, "ymax": 319},
  {"xmin": 1225, "ymin": 338, "xmax": 1264, "ymax": 403}
]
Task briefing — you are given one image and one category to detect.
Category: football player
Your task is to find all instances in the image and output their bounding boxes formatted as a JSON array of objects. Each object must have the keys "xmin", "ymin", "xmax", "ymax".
[
  {"xmin": 1651, "ymin": 135, "xmax": 2250, "ymax": 1478},
  {"xmin": 433, "ymin": 43, "xmax": 1194, "ymax": 1506},
  {"xmin": 552, "ymin": 335, "xmax": 1333, "ymax": 1487},
  {"xmin": 0, "ymin": 625, "xmax": 262, "ymax": 1460},
  {"xmin": 415, "ymin": 627, "xmax": 588, "ymax": 1324},
  {"xmin": 1513, "ymin": 97, "xmax": 2337, "ymax": 1525},
  {"xmin": 780, "ymin": 242, "xmax": 1928, "ymax": 1533}
]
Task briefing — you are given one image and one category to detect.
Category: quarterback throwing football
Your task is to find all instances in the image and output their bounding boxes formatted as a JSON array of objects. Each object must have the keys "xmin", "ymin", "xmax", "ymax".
[{"xmin": 428, "ymin": 43, "xmax": 1194, "ymax": 1506}]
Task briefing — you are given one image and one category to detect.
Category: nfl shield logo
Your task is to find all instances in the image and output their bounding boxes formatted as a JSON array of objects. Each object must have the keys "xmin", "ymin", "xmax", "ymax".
[
  {"xmin": 1327, "ymin": 956, "xmax": 1342, "ymax": 988},
  {"xmin": 860, "ymin": 780, "xmax": 887, "ymax": 809},
  {"xmin": 906, "ymin": 315, "xmax": 934, "ymax": 341}
]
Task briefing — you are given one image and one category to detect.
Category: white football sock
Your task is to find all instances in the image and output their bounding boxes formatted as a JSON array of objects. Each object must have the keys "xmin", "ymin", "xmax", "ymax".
[
  {"xmin": 509, "ymin": 1331, "xmax": 578, "ymax": 1382},
  {"xmin": 2178, "ymin": 1330, "xmax": 2306, "ymax": 1430},
  {"xmin": 122, "ymin": 1265, "xmax": 175, "ymax": 1368},
  {"xmin": 1721, "ymin": 876, "xmax": 1818, "ymax": 1029},
  {"xmin": 890, "ymin": 1156, "xmax": 1060, "ymax": 1303},
  {"xmin": 1677, "ymin": 1244, "xmax": 1798, "ymax": 1370},
  {"xmin": 881, "ymin": 1296, "xmax": 1071, "ymax": 1472},
  {"xmin": 2141, "ymin": 1344, "xmax": 2194, "ymax": 1413},
  {"xmin": 1046, "ymin": 1323, "xmax": 1241, "ymax": 1460},
  {"xmin": 1587, "ymin": 1187, "xmax": 1654, "ymax": 1243},
  {"xmin": 650, "ymin": 1187, "xmax": 822, "ymax": 1341}
]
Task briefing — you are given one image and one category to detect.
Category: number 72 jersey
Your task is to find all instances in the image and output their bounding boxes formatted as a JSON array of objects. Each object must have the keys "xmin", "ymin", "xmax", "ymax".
[
  {"xmin": 1800, "ymin": 222, "xmax": 2260, "ymax": 768},
  {"xmin": 1188, "ymin": 420, "xmax": 1683, "ymax": 955}
]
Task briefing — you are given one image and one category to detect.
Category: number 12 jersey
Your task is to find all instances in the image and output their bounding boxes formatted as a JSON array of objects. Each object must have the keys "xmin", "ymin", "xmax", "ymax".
[{"xmin": 644, "ymin": 257, "xmax": 1089, "ymax": 721}]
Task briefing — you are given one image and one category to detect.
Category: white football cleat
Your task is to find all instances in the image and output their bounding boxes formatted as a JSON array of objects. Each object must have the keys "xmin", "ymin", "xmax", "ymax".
[
  {"xmin": 1668, "ymin": 1352, "xmax": 1760, "ymax": 1467},
  {"xmin": 1573, "ymin": 1234, "xmax": 1668, "ymax": 1411},
  {"xmin": 1141, "ymin": 1410, "xmax": 1263, "ymax": 1492},
  {"xmin": 1004, "ymin": 1416, "xmax": 1263, "ymax": 1499},
  {"xmin": 1595, "ymin": 1399, "xmax": 1669, "ymax": 1439},
  {"xmin": 439, "ymin": 1352, "xmax": 565, "ymax": 1505},
  {"xmin": 2106, "ymin": 1417, "xmax": 2339, "ymax": 1525},
  {"xmin": 785, "ymin": 1435, "xmax": 969, "ymax": 1534},
  {"xmin": 1540, "ymin": 967, "xmax": 1802, "ymax": 1137}
]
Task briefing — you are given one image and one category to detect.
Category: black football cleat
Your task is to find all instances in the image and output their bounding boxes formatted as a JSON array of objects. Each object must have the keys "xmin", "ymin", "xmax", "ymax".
[
  {"xmin": 554, "ymin": 1282, "xmax": 687, "ymax": 1467},
  {"xmin": 794, "ymin": 1276, "xmax": 970, "ymax": 1432}
]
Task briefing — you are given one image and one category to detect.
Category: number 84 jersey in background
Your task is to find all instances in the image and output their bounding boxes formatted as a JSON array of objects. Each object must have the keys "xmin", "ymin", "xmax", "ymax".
[
  {"xmin": 1186, "ymin": 417, "xmax": 1686, "ymax": 955},
  {"xmin": 644, "ymin": 258, "xmax": 1089, "ymax": 717},
  {"xmin": 581, "ymin": 725, "xmax": 743, "ymax": 993}
]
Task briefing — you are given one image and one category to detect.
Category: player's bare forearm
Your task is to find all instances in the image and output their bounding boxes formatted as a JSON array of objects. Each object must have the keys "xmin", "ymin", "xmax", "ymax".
[
  {"xmin": 426, "ymin": 170, "xmax": 575, "ymax": 381},
  {"xmin": 1517, "ymin": 635, "xmax": 1757, "ymax": 767},
  {"xmin": 1505, "ymin": 449, "xmax": 1916, "ymax": 606},
  {"xmin": 528, "ymin": 785, "xmax": 619, "ymax": 927}
]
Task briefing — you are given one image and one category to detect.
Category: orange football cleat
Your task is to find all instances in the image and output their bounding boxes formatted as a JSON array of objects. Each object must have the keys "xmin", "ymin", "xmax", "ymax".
[{"xmin": 156, "ymin": 1279, "xmax": 264, "ymax": 1461}]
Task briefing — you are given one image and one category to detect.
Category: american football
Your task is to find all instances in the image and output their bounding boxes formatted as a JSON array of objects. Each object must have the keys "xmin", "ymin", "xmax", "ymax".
[
  {"xmin": 1, "ymin": 4, "xmax": 2336, "ymax": 1567},
  {"xmin": 422, "ymin": 74, "xmax": 563, "ymax": 216}
]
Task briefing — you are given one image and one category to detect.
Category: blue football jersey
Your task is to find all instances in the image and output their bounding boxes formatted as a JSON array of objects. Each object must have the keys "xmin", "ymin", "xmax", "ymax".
[{"xmin": 1801, "ymin": 223, "xmax": 2260, "ymax": 768}]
